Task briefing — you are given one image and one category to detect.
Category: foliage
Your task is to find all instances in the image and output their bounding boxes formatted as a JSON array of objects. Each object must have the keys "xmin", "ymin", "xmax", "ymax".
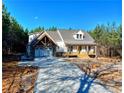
[
  {"xmin": 2, "ymin": 4, "xmax": 28, "ymax": 54},
  {"xmin": 89, "ymin": 23, "xmax": 122, "ymax": 57},
  {"xmin": 30, "ymin": 26, "xmax": 57, "ymax": 33},
  {"xmin": 30, "ymin": 26, "xmax": 44, "ymax": 33},
  {"xmin": 46, "ymin": 26, "xmax": 57, "ymax": 31}
]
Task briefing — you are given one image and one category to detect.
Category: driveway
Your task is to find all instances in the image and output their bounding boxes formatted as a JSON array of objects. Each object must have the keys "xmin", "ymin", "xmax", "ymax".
[{"xmin": 19, "ymin": 57, "xmax": 113, "ymax": 93}]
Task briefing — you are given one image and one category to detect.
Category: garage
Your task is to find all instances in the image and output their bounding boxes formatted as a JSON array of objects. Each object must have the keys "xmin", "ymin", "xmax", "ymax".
[
  {"xmin": 29, "ymin": 32, "xmax": 56, "ymax": 58},
  {"xmin": 35, "ymin": 47, "xmax": 53, "ymax": 58}
]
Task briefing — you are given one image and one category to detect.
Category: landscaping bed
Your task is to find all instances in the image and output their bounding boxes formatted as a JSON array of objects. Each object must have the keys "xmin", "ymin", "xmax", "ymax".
[{"xmin": 2, "ymin": 61, "xmax": 38, "ymax": 93}]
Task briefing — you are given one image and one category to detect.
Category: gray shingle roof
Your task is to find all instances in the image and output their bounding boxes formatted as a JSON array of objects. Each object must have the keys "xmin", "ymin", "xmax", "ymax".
[
  {"xmin": 59, "ymin": 30, "xmax": 96, "ymax": 45},
  {"xmin": 46, "ymin": 31, "xmax": 62, "ymax": 42},
  {"xmin": 29, "ymin": 30, "xmax": 96, "ymax": 45}
]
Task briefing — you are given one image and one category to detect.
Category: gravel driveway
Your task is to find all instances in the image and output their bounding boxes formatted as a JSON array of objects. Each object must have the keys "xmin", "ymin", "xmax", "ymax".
[{"xmin": 19, "ymin": 57, "xmax": 113, "ymax": 93}]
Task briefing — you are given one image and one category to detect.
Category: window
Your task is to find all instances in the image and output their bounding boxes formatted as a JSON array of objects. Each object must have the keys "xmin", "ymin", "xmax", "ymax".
[
  {"xmin": 77, "ymin": 34, "xmax": 79, "ymax": 39},
  {"xmin": 80, "ymin": 34, "xmax": 82, "ymax": 39},
  {"xmin": 76, "ymin": 34, "xmax": 83, "ymax": 40},
  {"xmin": 74, "ymin": 31, "xmax": 84, "ymax": 40}
]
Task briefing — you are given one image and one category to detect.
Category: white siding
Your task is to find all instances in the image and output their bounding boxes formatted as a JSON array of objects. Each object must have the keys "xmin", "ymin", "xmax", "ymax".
[
  {"xmin": 56, "ymin": 30, "xmax": 67, "ymax": 52},
  {"xmin": 29, "ymin": 33, "xmax": 40, "ymax": 42},
  {"xmin": 56, "ymin": 41, "xmax": 67, "ymax": 52}
]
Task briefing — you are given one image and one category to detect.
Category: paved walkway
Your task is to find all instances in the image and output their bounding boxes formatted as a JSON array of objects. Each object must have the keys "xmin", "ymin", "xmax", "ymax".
[{"xmin": 19, "ymin": 57, "xmax": 113, "ymax": 93}]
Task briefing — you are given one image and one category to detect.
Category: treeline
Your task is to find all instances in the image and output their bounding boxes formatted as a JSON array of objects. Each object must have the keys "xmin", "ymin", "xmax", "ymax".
[
  {"xmin": 89, "ymin": 23, "xmax": 122, "ymax": 57},
  {"xmin": 30, "ymin": 26, "xmax": 57, "ymax": 33},
  {"xmin": 2, "ymin": 4, "xmax": 29, "ymax": 55}
]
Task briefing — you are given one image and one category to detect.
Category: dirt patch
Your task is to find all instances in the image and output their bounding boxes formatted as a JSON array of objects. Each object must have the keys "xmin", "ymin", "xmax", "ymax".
[
  {"xmin": 2, "ymin": 61, "xmax": 38, "ymax": 93},
  {"xmin": 64, "ymin": 57, "xmax": 122, "ymax": 93}
]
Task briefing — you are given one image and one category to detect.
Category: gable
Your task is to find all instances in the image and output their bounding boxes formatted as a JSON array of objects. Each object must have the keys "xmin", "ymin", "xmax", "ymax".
[
  {"xmin": 34, "ymin": 32, "xmax": 57, "ymax": 46},
  {"xmin": 73, "ymin": 30, "xmax": 84, "ymax": 40}
]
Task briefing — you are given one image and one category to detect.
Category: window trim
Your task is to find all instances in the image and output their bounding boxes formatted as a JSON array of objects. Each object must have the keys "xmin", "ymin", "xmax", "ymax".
[{"xmin": 76, "ymin": 34, "xmax": 83, "ymax": 40}]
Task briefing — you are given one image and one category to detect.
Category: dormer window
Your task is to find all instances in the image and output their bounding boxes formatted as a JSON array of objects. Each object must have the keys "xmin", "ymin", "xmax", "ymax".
[
  {"xmin": 76, "ymin": 34, "xmax": 82, "ymax": 39},
  {"xmin": 80, "ymin": 34, "xmax": 82, "ymax": 39},
  {"xmin": 76, "ymin": 33, "xmax": 83, "ymax": 40},
  {"xmin": 73, "ymin": 30, "xmax": 84, "ymax": 40},
  {"xmin": 77, "ymin": 34, "xmax": 79, "ymax": 39}
]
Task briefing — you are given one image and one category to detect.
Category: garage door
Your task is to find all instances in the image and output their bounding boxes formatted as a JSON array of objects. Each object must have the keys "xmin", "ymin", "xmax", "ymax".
[{"xmin": 35, "ymin": 47, "xmax": 53, "ymax": 57}]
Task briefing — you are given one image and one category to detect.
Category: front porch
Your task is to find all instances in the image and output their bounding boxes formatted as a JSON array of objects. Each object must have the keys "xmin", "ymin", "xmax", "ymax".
[{"xmin": 64, "ymin": 45, "xmax": 97, "ymax": 58}]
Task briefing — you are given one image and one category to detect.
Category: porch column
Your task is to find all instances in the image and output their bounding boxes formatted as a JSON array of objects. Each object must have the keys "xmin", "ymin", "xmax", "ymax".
[
  {"xmin": 68, "ymin": 45, "xmax": 71, "ymax": 54},
  {"xmin": 77, "ymin": 46, "xmax": 79, "ymax": 54},
  {"xmin": 87, "ymin": 45, "xmax": 89, "ymax": 54},
  {"xmin": 95, "ymin": 45, "xmax": 97, "ymax": 58}
]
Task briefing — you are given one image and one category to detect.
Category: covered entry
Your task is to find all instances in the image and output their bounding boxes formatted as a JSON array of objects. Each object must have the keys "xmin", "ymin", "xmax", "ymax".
[{"xmin": 33, "ymin": 32, "xmax": 56, "ymax": 58}]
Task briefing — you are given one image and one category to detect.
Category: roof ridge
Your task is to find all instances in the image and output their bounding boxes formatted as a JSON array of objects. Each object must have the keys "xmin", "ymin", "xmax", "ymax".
[{"xmin": 57, "ymin": 30, "xmax": 65, "ymax": 42}]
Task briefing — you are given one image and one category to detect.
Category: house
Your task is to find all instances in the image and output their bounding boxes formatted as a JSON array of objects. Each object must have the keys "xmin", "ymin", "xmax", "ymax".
[{"xmin": 27, "ymin": 30, "xmax": 97, "ymax": 58}]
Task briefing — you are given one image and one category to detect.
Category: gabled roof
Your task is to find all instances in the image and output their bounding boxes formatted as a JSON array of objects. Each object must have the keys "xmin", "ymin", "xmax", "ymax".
[
  {"xmin": 33, "ymin": 31, "xmax": 57, "ymax": 46},
  {"xmin": 59, "ymin": 30, "xmax": 96, "ymax": 45},
  {"xmin": 46, "ymin": 31, "xmax": 62, "ymax": 42},
  {"xmin": 29, "ymin": 29, "xmax": 96, "ymax": 46}
]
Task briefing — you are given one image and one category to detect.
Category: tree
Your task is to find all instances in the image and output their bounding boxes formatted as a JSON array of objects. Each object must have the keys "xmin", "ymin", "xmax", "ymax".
[
  {"xmin": 68, "ymin": 27, "xmax": 72, "ymax": 30},
  {"xmin": 2, "ymin": 4, "xmax": 11, "ymax": 54},
  {"xmin": 30, "ymin": 26, "xmax": 44, "ymax": 33},
  {"xmin": 89, "ymin": 23, "xmax": 122, "ymax": 57},
  {"xmin": 2, "ymin": 4, "xmax": 29, "ymax": 55},
  {"xmin": 117, "ymin": 24, "xmax": 122, "ymax": 48},
  {"xmin": 47, "ymin": 26, "xmax": 57, "ymax": 31}
]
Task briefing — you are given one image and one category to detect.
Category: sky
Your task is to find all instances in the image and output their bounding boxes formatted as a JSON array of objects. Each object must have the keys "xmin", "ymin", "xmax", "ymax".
[{"xmin": 3, "ymin": 0, "xmax": 122, "ymax": 31}]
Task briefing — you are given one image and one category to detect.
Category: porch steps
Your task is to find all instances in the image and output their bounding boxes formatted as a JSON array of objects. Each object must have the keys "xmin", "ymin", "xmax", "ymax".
[
  {"xmin": 78, "ymin": 53, "xmax": 89, "ymax": 58},
  {"xmin": 64, "ymin": 52, "xmax": 90, "ymax": 58}
]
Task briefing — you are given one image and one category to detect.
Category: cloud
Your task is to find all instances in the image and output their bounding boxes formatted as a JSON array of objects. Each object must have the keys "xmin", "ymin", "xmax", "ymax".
[{"xmin": 34, "ymin": 16, "xmax": 38, "ymax": 20}]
